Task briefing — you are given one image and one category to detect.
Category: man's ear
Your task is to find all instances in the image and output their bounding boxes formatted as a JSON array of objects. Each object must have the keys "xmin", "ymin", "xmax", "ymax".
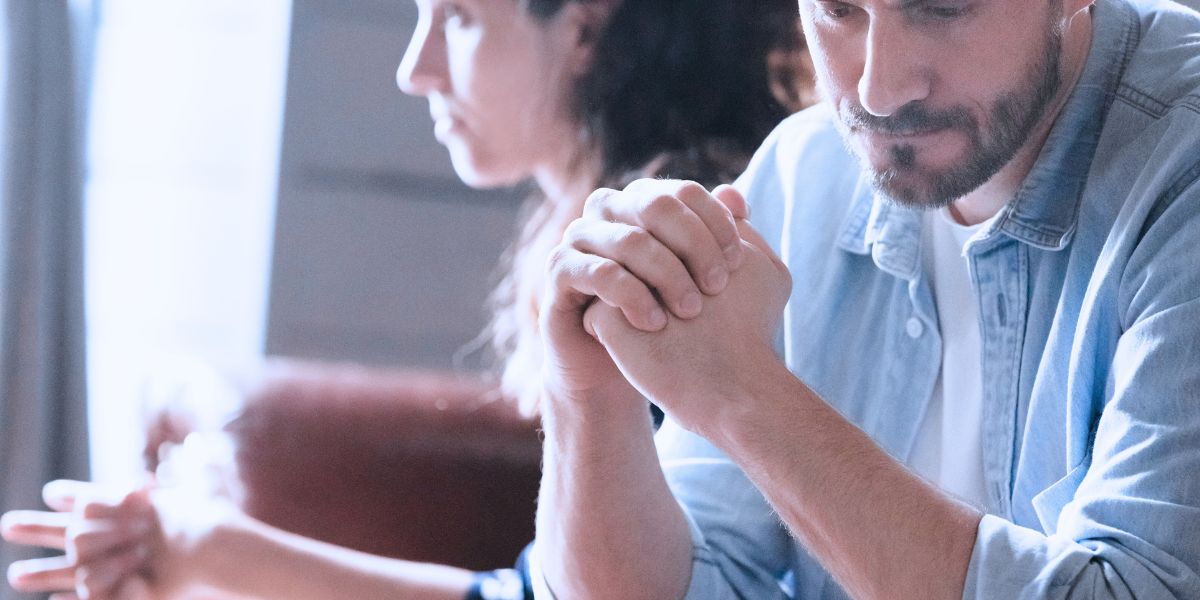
[{"xmin": 556, "ymin": 1, "xmax": 617, "ymax": 76}]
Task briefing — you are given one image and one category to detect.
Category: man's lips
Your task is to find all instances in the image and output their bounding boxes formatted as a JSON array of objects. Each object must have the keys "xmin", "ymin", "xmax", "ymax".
[{"xmin": 854, "ymin": 125, "xmax": 950, "ymax": 139}]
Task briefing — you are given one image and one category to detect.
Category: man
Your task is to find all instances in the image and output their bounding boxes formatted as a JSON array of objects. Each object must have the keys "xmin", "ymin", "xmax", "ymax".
[{"xmin": 531, "ymin": 0, "xmax": 1200, "ymax": 598}]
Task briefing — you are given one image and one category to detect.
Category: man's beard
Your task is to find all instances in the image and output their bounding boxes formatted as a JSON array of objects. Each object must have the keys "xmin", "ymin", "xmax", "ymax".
[{"xmin": 837, "ymin": 23, "xmax": 1064, "ymax": 209}]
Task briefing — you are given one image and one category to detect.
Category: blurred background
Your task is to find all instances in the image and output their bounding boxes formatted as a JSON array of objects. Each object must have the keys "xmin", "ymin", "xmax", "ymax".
[
  {"xmin": 82, "ymin": 0, "xmax": 524, "ymax": 488},
  {"xmin": 3, "ymin": 0, "xmax": 527, "ymax": 495},
  {"xmin": 1, "ymin": 1, "xmax": 1199, "ymax": 592}
]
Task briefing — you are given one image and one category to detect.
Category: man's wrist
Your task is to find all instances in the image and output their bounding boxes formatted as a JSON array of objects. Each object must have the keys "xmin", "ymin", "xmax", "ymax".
[
  {"xmin": 540, "ymin": 379, "xmax": 649, "ymax": 435},
  {"xmin": 705, "ymin": 350, "xmax": 814, "ymax": 456}
]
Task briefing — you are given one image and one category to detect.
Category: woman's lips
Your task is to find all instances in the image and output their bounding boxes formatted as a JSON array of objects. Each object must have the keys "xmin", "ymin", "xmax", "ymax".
[{"xmin": 433, "ymin": 115, "xmax": 463, "ymax": 142}]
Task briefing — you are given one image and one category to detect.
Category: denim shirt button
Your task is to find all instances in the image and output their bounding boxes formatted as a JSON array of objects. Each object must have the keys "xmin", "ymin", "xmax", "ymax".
[{"xmin": 906, "ymin": 317, "xmax": 924, "ymax": 339}]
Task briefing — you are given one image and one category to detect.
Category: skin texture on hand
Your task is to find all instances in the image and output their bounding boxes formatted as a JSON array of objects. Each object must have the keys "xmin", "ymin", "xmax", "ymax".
[
  {"xmin": 4, "ymin": 480, "xmax": 478, "ymax": 600},
  {"xmin": 539, "ymin": 180, "xmax": 748, "ymax": 408},
  {"xmin": 582, "ymin": 218, "xmax": 791, "ymax": 440},
  {"xmin": 533, "ymin": 180, "xmax": 758, "ymax": 599}
]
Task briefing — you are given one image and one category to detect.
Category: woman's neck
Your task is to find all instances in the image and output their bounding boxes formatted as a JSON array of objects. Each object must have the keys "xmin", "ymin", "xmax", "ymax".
[{"xmin": 534, "ymin": 150, "xmax": 603, "ymax": 208}]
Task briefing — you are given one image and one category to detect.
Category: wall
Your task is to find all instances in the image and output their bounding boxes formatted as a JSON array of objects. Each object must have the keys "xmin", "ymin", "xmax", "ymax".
[{"xmin": 265, "ymin": 0, "xmax": 524, "ymax": 370}]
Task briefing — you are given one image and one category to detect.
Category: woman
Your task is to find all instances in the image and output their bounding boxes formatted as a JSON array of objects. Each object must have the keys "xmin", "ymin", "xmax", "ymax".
[{"xmin": 2, "ymin": 0, "xmax": 810, "ymax": 598}]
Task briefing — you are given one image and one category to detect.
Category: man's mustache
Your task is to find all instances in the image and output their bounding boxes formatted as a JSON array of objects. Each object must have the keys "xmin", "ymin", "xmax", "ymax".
[{"xmin": 842, "ymin": 102, "xmax": 975, "ymax": 135}]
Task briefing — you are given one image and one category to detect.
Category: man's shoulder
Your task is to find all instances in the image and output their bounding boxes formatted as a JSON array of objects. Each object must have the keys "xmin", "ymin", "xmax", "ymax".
[
  {"xmin": 1115, "ymin": 0, "xmax": 1200, "ymax": 116},
  {"xmin": 1087, "ymin": 0, "xmax": 1200, "ymax": 210},
  {"xmin": 740, "ymin": 104, "xmax": 859, "ymax": 202},
  {"xmin": 738, "ymin": 104, "xmax": 864, "ymax": 252},
  {"xmin": 759, "ymin": 104, "xmax": 850, "ymax": 169}
]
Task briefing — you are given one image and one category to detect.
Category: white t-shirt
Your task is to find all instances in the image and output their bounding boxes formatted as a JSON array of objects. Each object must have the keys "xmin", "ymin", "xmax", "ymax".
[{"xmin": 908, "ymin": 207, "xmax": 996, "ymax": 510}]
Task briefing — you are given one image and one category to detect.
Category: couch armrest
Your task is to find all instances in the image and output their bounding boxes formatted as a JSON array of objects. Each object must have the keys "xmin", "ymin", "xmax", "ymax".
[{"xmin": 147, "ymin": 358, "xmax": 542, "ymax": 571}]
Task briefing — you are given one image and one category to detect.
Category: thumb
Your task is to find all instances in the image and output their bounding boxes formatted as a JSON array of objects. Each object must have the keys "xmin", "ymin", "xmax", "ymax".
[
  {"xmin": 43, "ymin": 480, "xmax": 96, "ymax": 513},
  {"xmin": 712, "ymin": 185, "xmax": 749, "ymax": 221},
  {"xmin": 735, "ymin": 220, "xmax": 775, "ymax": 257}
]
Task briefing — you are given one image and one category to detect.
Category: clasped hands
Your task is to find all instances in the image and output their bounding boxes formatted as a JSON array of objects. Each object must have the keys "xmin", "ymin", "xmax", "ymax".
[
  {"xmin": 541, "ymin": 179, "xmax": 792, "ymax": 435},
  {"xmin": 1, "ymin": 179, "xmax": 790, "ymax": 600}
]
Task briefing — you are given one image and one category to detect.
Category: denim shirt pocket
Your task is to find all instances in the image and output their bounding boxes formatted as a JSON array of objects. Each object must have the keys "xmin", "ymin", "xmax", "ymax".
[{"xmin": 1031, "ymin": 457, "xmax": 1092, "ymax": 535}]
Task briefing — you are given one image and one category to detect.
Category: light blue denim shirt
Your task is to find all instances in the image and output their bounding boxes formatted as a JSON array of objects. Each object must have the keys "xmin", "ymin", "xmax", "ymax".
[{"xmin": 643, "ymin": 0, "xmax": 1200, "ymax": 598}]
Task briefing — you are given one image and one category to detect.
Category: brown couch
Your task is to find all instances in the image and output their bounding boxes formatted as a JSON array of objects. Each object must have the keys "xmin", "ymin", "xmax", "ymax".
[{"xmin": 143, "ymin": 359, "xmax": 543, "ymax": 572}]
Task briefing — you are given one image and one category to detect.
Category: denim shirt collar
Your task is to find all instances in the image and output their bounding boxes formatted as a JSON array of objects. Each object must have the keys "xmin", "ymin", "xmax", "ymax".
[{"xmin": 837, "ymin": 0, "xmax": 1139, "ymax": 263}]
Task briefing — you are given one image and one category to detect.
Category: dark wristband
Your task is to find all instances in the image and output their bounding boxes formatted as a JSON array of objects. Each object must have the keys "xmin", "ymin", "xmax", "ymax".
[{"xmin": 465, "ymin": 568, "xmax": 528, "ymax": 600}]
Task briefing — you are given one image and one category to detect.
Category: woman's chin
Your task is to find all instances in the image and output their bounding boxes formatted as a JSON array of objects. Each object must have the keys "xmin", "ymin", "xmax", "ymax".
[{"xmin": 448, "ymin": 157, "xmax": 525, "ymax": 190}]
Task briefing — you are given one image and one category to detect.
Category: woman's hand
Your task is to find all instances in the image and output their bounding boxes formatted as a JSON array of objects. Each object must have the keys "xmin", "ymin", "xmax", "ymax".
[
  {"xmin": 5, "ymin": 472, "xmax": 243, "ymax": 599},
  {"xmin": 3, "ymin": 480, "xmax": 158, "ymax": 599}
]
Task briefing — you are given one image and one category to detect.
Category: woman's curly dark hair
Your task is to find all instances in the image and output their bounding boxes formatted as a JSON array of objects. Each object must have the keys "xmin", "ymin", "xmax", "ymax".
[{"xmin": 524, "ymin": 0, "xmax": 803, "ymax": 188}]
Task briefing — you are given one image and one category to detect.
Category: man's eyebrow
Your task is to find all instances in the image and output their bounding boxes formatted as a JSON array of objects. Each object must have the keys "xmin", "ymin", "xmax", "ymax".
[{"xmin": 895, "ymin": 0, "xmax": 961, "ymax": 9}]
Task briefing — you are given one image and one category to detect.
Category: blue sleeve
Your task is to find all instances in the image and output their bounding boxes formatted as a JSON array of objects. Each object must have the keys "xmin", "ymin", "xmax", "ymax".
[{"xmin": 964, "ymin": 180, "xmax": 1200, "ymax": 599}]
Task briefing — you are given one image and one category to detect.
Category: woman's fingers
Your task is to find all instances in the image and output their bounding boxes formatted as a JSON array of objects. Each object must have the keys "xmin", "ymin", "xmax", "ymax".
[
  {"xmin": 1, "ymin": 510, "xmax": 71, "ymax": 550},
  {"xmin": 75, "ymin": 544, "xmax": 150, "ymax": 600},
  {"xmin": 68, "ymin": 518, "xmax": 151, "ymax": 564},
  {"xmin": 6, "ymin": 555, "xmax": 74, "ymax": 593},
  {"xmin": 43, "ymin": 480, "xmax": 101, "ymax": 514}
]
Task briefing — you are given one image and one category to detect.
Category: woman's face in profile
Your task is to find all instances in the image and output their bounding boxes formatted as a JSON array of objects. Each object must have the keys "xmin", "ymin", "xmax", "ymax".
[{"xmin": 397, "ymin": 0, "xmax": 586, "ymax": 189}]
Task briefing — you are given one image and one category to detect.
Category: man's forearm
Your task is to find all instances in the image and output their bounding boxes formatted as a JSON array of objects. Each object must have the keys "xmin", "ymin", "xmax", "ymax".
[
  {"xmin": 535, "ymin": 390, "xmax": 694, "ymax": 600},
  {"xmin": 201, "ymin": 513, "xmax": 474, "ymax": 600},
  {"xmin": 713, "ymin": 359, "xmax": 983, "ymax": 600}
]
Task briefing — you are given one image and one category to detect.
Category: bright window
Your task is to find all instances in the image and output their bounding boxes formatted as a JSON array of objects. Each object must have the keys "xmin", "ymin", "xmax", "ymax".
[{"xmin": 85, "ymin": 0, "xmax": 292, "ymax": 486}]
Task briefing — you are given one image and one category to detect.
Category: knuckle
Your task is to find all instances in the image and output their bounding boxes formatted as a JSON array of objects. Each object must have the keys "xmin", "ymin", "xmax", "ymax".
[
  {"xmin": 545, "ymin": 245, "xmax": 571, "ymax": 272},
  {"xmin": 642, "ymin": 193, "xmax": 683, "ymax": 220},
  {"xmin": 621, "ymin": 177, "xmax": 659, "ymax": 193},
  {"xmin": 589, "ymin": 259, "xmax": 623, "ymax": 284},
  {"xmin": 560, "ymin": 218, "xmax": 587, "ymax": 244},
  {"xmin": 616, "ymin": 227, "xmax": 654, "ymax": 253},
  {"xmin": 77, "ymin": 566, "xmax": 98, "ymax": 589},
  {"xmin": 675, "ymin": 180, "xmax": 708, "ymax": 199},
  {"xmin": 546, "ymin": 249, "xmax": 578, "ymax": 289},
  {"xmin": 583, "ymin": 187, "xmax": 618, "ymax": 216}
]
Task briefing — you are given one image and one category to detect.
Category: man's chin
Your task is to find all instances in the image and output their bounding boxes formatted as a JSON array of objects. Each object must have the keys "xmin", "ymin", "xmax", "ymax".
[{"xmin": 869, "ymin": 169, "xmax": 958, "ymax": 210}]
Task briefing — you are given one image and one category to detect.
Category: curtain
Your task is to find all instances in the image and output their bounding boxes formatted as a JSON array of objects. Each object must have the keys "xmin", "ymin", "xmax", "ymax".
[{"xmin": 0, "ymin": 1, "xmax": 92, "ymax": 597}]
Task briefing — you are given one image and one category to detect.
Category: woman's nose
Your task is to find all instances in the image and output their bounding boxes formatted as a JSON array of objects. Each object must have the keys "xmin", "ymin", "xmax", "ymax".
[{"xmin": 396, "ymin": 22, "xmax": 446, "ymax": 96}]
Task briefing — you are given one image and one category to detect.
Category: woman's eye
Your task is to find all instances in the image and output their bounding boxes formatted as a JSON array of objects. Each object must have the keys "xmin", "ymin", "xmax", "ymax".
[{"xmin": 924, "ymin": 6, "xmax": 965, "ymax": 19}]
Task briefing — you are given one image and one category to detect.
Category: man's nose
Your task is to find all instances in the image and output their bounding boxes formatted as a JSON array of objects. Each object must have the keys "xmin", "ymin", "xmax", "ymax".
[
  {"xmin": 396, "ymin": 21, "xmax": 445, "ymax": 96},
  {"xmin": 857, "ymin": 21, "xmax": 931, "ymax": 117}
]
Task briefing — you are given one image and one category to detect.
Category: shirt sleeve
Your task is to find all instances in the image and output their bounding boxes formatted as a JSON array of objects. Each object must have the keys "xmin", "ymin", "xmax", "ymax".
[{"xmin": 655, "ymin": 418, "xmax": 800, "ymax": 599}]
